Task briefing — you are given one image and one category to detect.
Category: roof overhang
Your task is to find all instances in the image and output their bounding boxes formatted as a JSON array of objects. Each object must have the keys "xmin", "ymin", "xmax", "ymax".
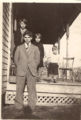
[{"xmin": 13, "ymin": 3, "xmax": 81, "ymax": 44}]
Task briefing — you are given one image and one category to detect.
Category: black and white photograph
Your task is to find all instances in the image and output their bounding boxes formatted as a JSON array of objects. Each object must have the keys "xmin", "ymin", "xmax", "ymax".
[{"xmin": 0, "ymin": 1, "xmax": 81, "ymax": 119}]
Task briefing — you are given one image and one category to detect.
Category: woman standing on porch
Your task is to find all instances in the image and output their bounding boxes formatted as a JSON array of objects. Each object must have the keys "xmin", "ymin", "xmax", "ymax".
[{"xmin": 34, "ymin": 33, "xmax": 44, "ymax": 69}]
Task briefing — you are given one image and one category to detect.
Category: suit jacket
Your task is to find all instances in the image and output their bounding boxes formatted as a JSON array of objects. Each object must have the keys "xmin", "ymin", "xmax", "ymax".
[{"xmin": 14, "ymin": 43, "xmax": 40, "ymax": 77}]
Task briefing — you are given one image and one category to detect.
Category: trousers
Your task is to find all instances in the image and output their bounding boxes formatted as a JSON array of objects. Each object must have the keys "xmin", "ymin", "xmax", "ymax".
[{"xmin": 15, "ymin": 68, "xmax": 37, "ymax": 110}]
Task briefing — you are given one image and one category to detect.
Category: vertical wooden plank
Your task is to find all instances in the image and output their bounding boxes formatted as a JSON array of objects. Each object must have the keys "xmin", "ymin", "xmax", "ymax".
[
  {"xmin": 6, "ymin": 3, "xmax": 12, "ymax": 91},
  {"xmin": 0, "ymin": 2, "xmax": 3, "ymax": 85}
]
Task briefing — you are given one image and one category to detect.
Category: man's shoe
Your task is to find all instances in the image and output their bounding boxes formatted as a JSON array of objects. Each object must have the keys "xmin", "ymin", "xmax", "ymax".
[
  {"xmin": 53, "ymin": 79, "xmax": 56, "ymax": 83},
  {"xmin": 32, "ymin": 111, "xmax": 37, "ymax": 116},
  {"xmin": 13, "ymin": 107, "xmax": 24, "ymax": 117},
  {"xmin": 24, "ymin": 106, "xmax": 32, "ymax": 114}
]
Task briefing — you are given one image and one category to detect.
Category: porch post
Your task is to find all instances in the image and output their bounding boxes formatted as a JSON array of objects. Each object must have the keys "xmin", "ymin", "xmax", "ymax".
[
  {"xmin": 66, "ymin": 24, "xmax": 69, "ymax": 68},
  {"xmin": 7, "ymin": 3, "xmax": 12, "ymax": 81}
]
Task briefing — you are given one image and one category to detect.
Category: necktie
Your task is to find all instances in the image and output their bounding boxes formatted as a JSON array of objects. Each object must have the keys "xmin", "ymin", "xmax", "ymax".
[{"xmin": 26, "ymin": 44, "xmax": 29, "ymax": 52}]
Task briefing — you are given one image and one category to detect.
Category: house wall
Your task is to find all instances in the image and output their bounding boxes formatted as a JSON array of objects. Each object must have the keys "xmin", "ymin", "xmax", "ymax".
[
  {"xmin": 60, "ymin": 12, "xmax": 81, "ymax": 68},
  {"xmin": 0, "ymin": 3, "xmax": 3, "ymax": 105},
  {"xmin": 2, "ymin": 3, "xmax": 12, "ymax": 94}
]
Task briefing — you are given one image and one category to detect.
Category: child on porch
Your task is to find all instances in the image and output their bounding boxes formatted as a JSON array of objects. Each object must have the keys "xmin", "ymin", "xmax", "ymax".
[{"xmin": 48, "ymin": 43, "xmax": 59, "ymax": 83}]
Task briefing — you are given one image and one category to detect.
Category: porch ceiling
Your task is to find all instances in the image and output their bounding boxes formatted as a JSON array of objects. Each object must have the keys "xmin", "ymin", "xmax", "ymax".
[{"xmin": 13, "ymin": 3, "xmax": 81, "ymax": 44}]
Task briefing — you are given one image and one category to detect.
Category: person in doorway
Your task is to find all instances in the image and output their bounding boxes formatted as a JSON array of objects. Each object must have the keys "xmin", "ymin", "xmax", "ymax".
[
  {"xmin": 14, "ymin": 31, "xmax": 40, "ymax": 114},
  {"xmin": 34, "ymin": 33, "xmax": 44, "ymax": 70},
  {"xmin": 13, "ymin": 18, "xmax": 29, "ymax": 58},
  {"xmin": 14, "ymin": 18, "xmax": 29, "ymax": 46}
]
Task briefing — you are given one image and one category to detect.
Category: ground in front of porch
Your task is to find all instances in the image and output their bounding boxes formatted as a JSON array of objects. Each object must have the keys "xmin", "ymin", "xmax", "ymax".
[{"xmin": 1, "ymin": 104, "xmax": 81, "ymax": 120}]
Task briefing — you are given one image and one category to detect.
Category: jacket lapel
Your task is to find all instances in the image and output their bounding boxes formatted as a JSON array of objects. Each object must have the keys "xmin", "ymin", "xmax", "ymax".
[
  {"xmin": 22, "ymin": 43, "xmax": 33, "ymax": 57},
  {"xmin": 22, "ymin": 44, "xmax": 28, "ymax": 57},
  {"xmin": 28, "ymin": 44, "xmax": 33, "ymax": 55}
]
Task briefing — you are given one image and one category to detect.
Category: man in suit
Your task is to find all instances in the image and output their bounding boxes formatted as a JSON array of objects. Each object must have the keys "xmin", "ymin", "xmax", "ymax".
[{"xmin": 14, "ymin": 31, "xmax": 40, "ymax": 114}]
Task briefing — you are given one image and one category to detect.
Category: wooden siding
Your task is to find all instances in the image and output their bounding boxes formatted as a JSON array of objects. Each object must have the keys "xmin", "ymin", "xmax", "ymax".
[{"xmin": 2, "ymin": 3, "xmax": 11, "ymax": 94}]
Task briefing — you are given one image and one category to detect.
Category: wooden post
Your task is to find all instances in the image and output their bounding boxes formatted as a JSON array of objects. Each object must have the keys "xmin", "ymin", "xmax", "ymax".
[
  {"xmin": 58, "ymin": 37, "xmax": 60, "ymax": 54},
  {"xmin": 14, "ymin": 19, "xmax": 17, "ymax": 31},
  {"xmin": 66, "ymin": 24, "xmax": 69, "ymax": 79},
  {"xmin": 66, "ymin": 24, "xmax": 69, "ymax": 68}
]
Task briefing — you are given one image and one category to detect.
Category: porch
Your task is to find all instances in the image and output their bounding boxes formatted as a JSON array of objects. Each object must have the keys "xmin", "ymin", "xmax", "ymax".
[
  {"xmin": 1, "ymin": 3, "xmax": 81, "ymax": 119},
  {"xmin": 5, "ymin": 79, "xmax": 81, "ymax": 105},
  {"xmin": 3, "ymin": 78, "xmax": 81, "ymax": 119}
]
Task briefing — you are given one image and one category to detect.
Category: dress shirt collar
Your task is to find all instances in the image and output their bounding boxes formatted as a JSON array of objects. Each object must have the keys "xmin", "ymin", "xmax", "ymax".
[{"xmin": 24, "ymin": 42, "xmax": 31, "ymax": 49}]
